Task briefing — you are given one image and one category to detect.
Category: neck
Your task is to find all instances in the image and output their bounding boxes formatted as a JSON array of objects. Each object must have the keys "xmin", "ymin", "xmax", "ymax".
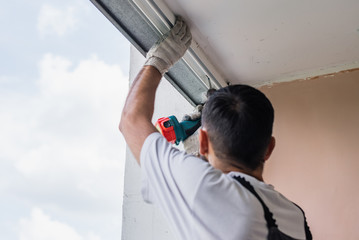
[
  {"xmin": 208, "ymin": 155, "xmax": 264, "ymax": 181},
  {"xmin": 204, "ymin": 139, "xmax": 265, "ymax": 181},
  {"xmin": 229, "ymin": 166, "xmax": 264, "ymax": 182}
]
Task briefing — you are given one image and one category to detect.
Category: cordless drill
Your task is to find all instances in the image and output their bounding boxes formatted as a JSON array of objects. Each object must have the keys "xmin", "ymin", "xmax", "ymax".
[
  {"xmin": 156, "ymin": 89, "xmax": 215, "ymax": 145},
  {"xmin": 155, "ymin": 115, "xmax": 201, "ymax": 145}
]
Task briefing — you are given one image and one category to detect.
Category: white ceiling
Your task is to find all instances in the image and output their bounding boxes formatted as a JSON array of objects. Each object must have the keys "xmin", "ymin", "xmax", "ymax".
[{"xmin": 158, "ymin": 0, "xmax": 359, "ymax": 86}]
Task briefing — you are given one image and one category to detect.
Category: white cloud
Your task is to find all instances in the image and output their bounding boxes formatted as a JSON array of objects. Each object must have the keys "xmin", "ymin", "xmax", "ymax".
[
  {"xmin": 37, "ymin": 4, "xmax": 78, "ymax": 37},
  {"xmin": 14, "ymin": 53, "xmax": 128, "ymax": 177},
  {"xmin": 0, "ymin": 53, "xmax": 128, "ymax": 238},
  {"xmin": 19, "ymin": 207, "xmax": 102, "ymax": 240},
  {"xmin": 37, "ymin": 53, "xmax": 126, "ymax": 106}
]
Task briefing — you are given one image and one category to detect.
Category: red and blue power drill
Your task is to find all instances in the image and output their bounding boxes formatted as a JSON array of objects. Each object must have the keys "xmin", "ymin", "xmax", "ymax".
[
  {"xmin": 155, "ymin": 89, "xmax": 215, "ymax": 145},
  {"xmin": 155, "ymin": 115, "xmax": 201, "ymax": 145}
]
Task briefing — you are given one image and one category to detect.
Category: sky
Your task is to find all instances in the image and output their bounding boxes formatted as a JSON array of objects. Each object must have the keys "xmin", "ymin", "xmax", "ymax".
[{"xmin": 0, "ymin": 0, "xmax": 130, "ymax": 239}]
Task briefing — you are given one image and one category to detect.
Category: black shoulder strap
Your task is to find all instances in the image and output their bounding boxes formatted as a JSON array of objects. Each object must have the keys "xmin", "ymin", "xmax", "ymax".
[
  {"xmin": 233, "ymin": 175, "xmax": 312, "ymax": 240},
  {"xmin": 233, "ymin": 175, "xmax": 277, "ymax": 229},
  {"xmin": 291, "ymin": 203, "xmax": 313, "ymax": 240}
]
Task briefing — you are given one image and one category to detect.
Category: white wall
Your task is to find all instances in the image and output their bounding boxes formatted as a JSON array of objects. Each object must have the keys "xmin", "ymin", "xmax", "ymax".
[{"xmin": 121, "ymin": 46, "xmax": 193, "ymax": 239}]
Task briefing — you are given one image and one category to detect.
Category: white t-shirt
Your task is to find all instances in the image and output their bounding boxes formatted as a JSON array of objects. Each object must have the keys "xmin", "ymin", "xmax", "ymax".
[{"xmin": 141, "ymin": 132, "xmax": 306, "ymax": 240}]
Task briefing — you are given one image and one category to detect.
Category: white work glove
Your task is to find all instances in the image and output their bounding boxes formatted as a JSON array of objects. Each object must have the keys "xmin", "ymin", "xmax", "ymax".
[
  {"xmin": 182, "ymin": 105, "xmax": 203, "ymax": 156},
  {"xmin": 145, "ymin": 17, "xmax": 192, "ymax": 75}
]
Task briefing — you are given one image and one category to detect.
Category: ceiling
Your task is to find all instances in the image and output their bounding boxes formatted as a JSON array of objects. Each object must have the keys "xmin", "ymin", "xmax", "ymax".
[
  {"xmin": 92, "ymin": 0, "xmax": 359, "ymax": 104},
  {"xmin": 158, "ymin": 0, "xmax": 359, "ymax": 86}
]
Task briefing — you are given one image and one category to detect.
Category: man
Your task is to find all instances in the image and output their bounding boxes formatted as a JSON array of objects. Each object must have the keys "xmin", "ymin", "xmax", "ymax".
[{"xmin": 120, "ymin": 17, "xmax": 311, "ymax": 240}]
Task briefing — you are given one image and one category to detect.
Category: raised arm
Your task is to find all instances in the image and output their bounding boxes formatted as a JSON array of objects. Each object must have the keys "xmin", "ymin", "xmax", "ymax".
[{"xmin": 119, "ymin": 18, "xmax": 192, "ymax": 164}]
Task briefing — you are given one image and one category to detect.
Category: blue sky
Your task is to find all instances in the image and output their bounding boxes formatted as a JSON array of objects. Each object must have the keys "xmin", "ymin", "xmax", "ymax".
[{"xmin": 0, "ymin": 0, "xmax": 130, "ymax": 239}]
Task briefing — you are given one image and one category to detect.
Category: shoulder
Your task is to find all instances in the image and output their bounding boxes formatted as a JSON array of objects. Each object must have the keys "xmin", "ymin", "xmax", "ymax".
[
  {"xmin": 140, "ymin": 132, "xmax": 210, "ymax": 170},
  {"xmin": 140, "ymin": 132, "xmax": 214, "ymax": 203},
  {"xmin": 140, "ymin": 132, "xmax": 166, "ymax": 158}
]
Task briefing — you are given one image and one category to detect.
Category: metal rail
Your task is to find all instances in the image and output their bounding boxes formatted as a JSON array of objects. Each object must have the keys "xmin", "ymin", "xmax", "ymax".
[{"xmin": 91, "ymin": 0, "xmax": 227, "ymax": 105}]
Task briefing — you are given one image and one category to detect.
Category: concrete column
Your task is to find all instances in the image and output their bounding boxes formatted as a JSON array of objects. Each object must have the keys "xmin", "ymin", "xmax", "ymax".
[{"xmin": 121, "ymin": 46, "xmax": 193, "ymax": 239}]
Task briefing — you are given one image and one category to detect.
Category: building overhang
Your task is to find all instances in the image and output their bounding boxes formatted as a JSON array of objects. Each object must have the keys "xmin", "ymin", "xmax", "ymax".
[{"xmin": 91, "ymin": 0, "xmax": 226, "ymax": 105}]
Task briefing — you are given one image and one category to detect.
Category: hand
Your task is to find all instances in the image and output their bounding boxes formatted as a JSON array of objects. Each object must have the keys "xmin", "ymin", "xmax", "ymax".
[
  {"xmin": 182, "ymin": 105, "xmax": 203, "ymax": 156},
  {"xmin": 145, "ymin": 17, "xmax": 192, "ymax": 75},
  {"xmin": 182, "ymin": 105, "xmax": 203, "ymax": 121}
]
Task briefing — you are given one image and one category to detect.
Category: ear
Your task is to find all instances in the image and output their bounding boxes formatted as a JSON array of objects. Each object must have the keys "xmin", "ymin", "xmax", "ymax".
[
  {"xmin": 264, "ymin": 136, "xmax": 276, "ymax": 161},
  {"xmin": 199, "ymin": 129, "xmax": 209, "ymax": 156}
]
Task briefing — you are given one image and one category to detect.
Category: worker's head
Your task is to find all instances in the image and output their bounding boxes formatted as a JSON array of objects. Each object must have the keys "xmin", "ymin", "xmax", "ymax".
[{"xmin": 200, "ymin": 84, "xmax": 275, "ymax": 171}]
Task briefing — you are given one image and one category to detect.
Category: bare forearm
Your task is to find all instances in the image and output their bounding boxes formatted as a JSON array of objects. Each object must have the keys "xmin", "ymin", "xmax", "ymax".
[
  {"xmin": 122, "ymin": 65, "xmax": 161, "ymax": 122},
  {"xmin": 119, "ymin": 66, "xmax": 162, "ymax": 162},
  {"xmin": 119, "ymin": 17, "xmax": 191, "ymax": 165}
]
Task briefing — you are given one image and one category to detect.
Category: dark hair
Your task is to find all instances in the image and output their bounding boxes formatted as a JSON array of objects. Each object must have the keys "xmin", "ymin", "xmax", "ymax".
[{"xmin": 202, "ymin": 84, "xmax": 274, "ymax": 170}]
